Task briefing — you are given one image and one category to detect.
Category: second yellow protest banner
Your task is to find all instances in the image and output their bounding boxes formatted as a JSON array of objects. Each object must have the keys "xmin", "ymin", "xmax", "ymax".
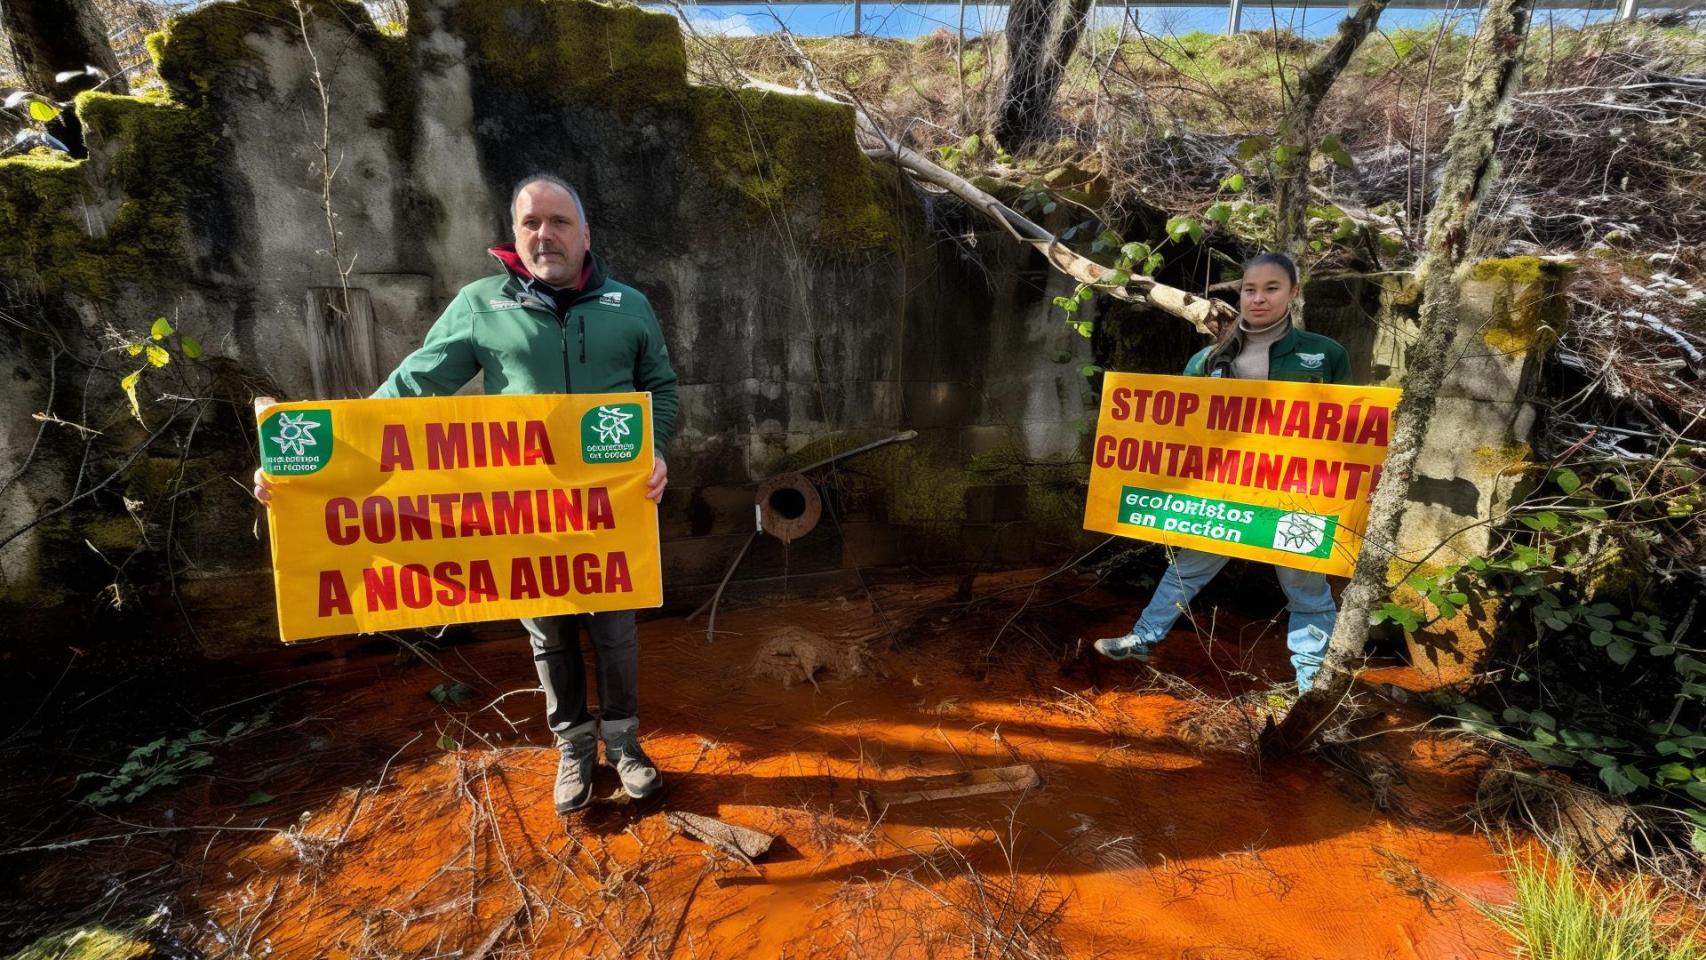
[
  {"xmin": 1084, "ymin": 373, "xmax": 1401, "ymax": 577},
  {"xmin": 259, "ymin": 393, "xmax": 661, "ymax": 642}
]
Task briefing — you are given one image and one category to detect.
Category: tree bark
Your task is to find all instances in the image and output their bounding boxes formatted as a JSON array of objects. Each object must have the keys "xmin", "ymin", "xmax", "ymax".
[
  {"xmin": 990, "ymin": 0, "xmax": 1096, "ymax": 155},
  {"xmin": 1, "ymin": 0, "xmax": 126, "ymax": 155},
  {"xmin": 1260, "ymin": 0, "xmax": 1537, "ymax": 757},
  {"xmin": 1273, "ymin": 0, "xmax": 1391, "ymax": 266}
]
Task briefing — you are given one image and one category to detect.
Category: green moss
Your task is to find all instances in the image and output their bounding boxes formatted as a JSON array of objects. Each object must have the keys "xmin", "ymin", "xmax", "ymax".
[
  {"xmin": 4, "ymin": 926, "xmax": 154, "ymax": 960},
  {"xmin": 85, "ymin": 516, "xmax": 146, "ymax": 551},
  {"xmin": 447, "ymin": 0, "xmax": 688, "ymax": 112},
  {"xmin": 1470, "ymin": 256, "xmax": 1573, "ymax": 355},
  {"xmin": 154, "ymin": 0, "xmax": 362, "ymax": 102},
  {"xmin": 0, "ymin": 91, "xmax": 216, "ymax": 296},
  {"xmin": 125, "ymin": 456, "xmax": 188, "ymax": 500},
  {"xmin": 880, "ymin": 444, "xmax": 972, "ymax": 523},
  {"xmin": 689, "ymin": 86, "xmax": 898, "ymax": 252},
  {"xmin": 1472, "ymin": 442, "xmax": 1533, "ymax": 477},
  {"xmin": 154, "ymin": 0, "xmax": 416, "ymax": 160},
  {"xmin": 0, "ymin": 158, "xmax": 101, "ymax": 294},
  {"xmin": 1469, "ymin": 255, "xmax": 1563, "ymax": 285}
]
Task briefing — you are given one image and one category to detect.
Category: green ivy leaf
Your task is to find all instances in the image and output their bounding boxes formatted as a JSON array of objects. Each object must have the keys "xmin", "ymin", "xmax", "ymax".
[
  {"xmin": 1080, "ymin": 365, "xmax": 1103, "ymax": 378},
  {"xmin": 1372, "ymin": 602, "xmax": 1421, "ymax": 632},
  {"xmin": 1552, "ymin": 468, "xmax": 1581, "ymax": 494},
  {"xmin": 1220, "ymin": 173, "xmax": 1246, "ymax": 192},
  {"xmin": 1205, "ymin": 203, "xmax": 1233, "ymax": 224},
  {"xmin": 1454, "ymin": 702, "xmax": 1496, "ymax": 725},
  {"xmin": 150, "ymin": 317, "xmax": 174, "ymax": 341},
  {"xmin": 180, "ymin": 335, "xmax": 203, "ymax": 359},
  {"xmin": 1318, "ymin": 135, "xmax": 1353, "ymax": 169},
  {"xmin": 1165, "ymin": 215, "xmax": 1203, "ymax": 243},
  {"xmin": 1236, "ymin": 136, "xmax": 1271, "ymax": 161},
  {"xmin": 1598, "ymin": 764, "xmax": 1649, "ymax": 796}
]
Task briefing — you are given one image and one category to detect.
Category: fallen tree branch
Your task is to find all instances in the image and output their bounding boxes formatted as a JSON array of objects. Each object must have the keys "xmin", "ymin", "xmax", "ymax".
[{"xmin": 741, "ymin": 70, "xmax": 1236, "ymax": 334}]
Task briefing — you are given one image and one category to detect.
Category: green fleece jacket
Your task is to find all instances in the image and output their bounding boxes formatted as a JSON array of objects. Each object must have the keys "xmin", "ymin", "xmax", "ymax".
[
  {"xmin": 1183, "ymin": 324, "xmax": 1352, "ymax": 385},
  {"xmin": 372, "ymin": 246, "xmax": 679, "ymax": 453}
]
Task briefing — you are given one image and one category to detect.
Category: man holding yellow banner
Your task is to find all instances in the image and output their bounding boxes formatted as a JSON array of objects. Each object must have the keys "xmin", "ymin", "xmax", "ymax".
[
  {"xmin": 255, "ymin": 174, "xmax": 678, "ymax": 814},
  {"xmin": 1085, "ymin": 254, "xmax": 1399, "ymax": 693}
]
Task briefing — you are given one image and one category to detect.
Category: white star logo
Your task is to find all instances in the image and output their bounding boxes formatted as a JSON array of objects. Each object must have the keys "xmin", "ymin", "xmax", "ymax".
[
  {"xmin": 273, "ymin": 412, "xmax": 322, "ymax": 456},
  {"xmin": 594, "ymin": 405, "xmax": 633, "ymax": 445},
  {"xmin": 1273, "ymin": 513, "xmax": 1328, "ymax": 554}
]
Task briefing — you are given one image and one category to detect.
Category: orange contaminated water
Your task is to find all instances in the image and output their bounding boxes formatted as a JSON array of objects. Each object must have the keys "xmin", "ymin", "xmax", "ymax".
[{"xmin": 17, "ymin": 570, "xmax": 1520, "ymax": 958}]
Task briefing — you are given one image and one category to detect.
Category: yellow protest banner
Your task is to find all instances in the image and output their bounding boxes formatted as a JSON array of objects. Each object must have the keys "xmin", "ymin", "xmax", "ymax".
[
  {"xmin": 258, "ymin": 393, "xmax": 661, "ymax": 642},
  {"xmin": 1084, "ymin": 373, "xmax": 1402, "ymax": 577}
]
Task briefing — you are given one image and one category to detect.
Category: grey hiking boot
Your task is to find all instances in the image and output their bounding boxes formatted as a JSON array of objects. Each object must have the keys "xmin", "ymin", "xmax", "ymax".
[
  {"xmin": 554, "ymin": 723, "xmax": 597, "ymax": 814},
  {"xmin": 602, "ymin": 727, "xmax": 661, "ymax": 800},
  {"xmin": 1093, "ymin": 631, "xmax": 1154, "ymax": 662}
]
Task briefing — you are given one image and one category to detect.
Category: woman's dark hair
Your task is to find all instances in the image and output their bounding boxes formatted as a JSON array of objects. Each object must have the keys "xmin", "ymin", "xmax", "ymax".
[
  {"xmin": 1203, "ymin": 252, "xmax": 1300, "ymax": 374},
  {"xmin": 1243, "ymin": 251, "xmax": 1298, "ymax": 287}
]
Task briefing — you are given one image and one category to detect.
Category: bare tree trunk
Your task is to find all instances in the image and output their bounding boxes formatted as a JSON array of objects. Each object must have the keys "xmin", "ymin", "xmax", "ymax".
[
  {"xmin": 1260, "ymin": 0, "xmax": 1537, "ymax": 757},
  {"xmin": 1273, "ymin": 0, "xmax": 1391, "ymax": 266},
  {"xmin": 1, "ymin": 0, "xmax": 126, "ymax": 156},
  {"xmin": 991, "ymin": 0, "xmax": 1096, "ymax": 155},
  {"xmin": 992, "ymin": 0, "xmax": 1055, "ymax": 152},
  {"xmin": 1053, "ymin": 0, "xmax": 1096, "ymax": 72}
]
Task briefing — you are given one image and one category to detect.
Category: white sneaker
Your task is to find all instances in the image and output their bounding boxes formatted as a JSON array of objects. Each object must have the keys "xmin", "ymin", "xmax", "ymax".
[{"xmin": 1093, "ymin": 632, "xmax": 1154, "ymax": 661}]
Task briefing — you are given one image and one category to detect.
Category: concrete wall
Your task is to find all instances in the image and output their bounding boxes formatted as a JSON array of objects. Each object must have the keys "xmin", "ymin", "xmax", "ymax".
[{"xmin": 0, "ymin": 0, "xmax": 1105, "ymax": 658}]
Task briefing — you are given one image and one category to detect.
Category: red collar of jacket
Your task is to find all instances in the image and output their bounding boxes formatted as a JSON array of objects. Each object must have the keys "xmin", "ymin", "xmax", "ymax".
[{"xmin": 488, "ymin": 242, "xmax": 594, "ymax": 291}]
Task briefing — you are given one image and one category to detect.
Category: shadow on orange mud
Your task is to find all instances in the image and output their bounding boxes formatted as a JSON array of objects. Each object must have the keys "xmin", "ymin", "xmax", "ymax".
[{"xmin": 3, "ymin": 570, "xmax": 1518, "ymax": 958}]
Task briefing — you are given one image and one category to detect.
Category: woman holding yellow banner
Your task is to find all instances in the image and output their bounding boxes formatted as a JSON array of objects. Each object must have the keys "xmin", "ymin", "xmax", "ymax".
[{"xmin": 1093, "ymin": 253, "xmax": 1351, "ymax": 692}]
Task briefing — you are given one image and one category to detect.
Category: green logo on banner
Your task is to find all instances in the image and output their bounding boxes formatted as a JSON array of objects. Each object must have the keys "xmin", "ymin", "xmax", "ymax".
[
  {"xmin": 260, "ymin": 409, "xmax": 334, "ymax": 476},
  {"xmin": 1117, "ymin": 486, "xmax": 1337, "ymax": 559},
  {"xmin": 580, "ymin": 403, "xmax": 644, "ymax": 464}
]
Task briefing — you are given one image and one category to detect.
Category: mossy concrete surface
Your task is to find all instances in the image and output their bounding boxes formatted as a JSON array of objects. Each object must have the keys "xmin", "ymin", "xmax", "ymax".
[{"xmin": 1390, "ymin": 257, "xmax": 1574, "ymax": 682}]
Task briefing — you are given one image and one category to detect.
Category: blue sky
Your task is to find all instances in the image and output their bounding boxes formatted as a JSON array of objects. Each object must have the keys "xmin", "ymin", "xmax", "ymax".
[{"xmin": 648, "ymin": 2, "xmax": 1617, "ymax": 39}]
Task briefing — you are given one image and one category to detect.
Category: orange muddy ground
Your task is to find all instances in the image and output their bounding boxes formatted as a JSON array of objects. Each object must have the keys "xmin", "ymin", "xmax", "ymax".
[{"xmin": 9, "ymin": 570, "xmax": 1521, "ymax": 958}]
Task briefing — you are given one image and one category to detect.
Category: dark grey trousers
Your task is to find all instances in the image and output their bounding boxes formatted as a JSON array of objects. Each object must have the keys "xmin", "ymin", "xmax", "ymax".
[{"xmin": 521, "ymin": 611, "xmax": 639, "ymax": 740}]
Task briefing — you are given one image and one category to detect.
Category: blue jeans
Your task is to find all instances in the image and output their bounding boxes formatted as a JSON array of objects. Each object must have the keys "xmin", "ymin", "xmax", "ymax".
[{"xmin": 1130, "ymin": 549, "xmax": 1336, "ymax": 691}]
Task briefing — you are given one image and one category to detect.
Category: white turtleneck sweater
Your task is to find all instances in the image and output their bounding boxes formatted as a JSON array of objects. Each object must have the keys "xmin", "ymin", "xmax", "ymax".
[{"xmin": 1231, "ymin": 316, "xmax": 1291, "ymax": 380}]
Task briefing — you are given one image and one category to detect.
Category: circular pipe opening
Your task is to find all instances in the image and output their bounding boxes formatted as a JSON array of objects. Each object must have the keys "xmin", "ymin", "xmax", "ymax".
[
  {"xmin": 755, "ymin": 473, "xmax": 823, "ymax": 544},
  {"xmin": 768, "ymin": 487, "xmax": 808, "ymax": 521}
]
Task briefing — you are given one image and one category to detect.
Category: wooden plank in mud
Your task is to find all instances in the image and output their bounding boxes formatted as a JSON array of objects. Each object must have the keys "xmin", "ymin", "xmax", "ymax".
[{"xmin": 859, "ymin": 763, "xmax": 1041, "ymax": 814}]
